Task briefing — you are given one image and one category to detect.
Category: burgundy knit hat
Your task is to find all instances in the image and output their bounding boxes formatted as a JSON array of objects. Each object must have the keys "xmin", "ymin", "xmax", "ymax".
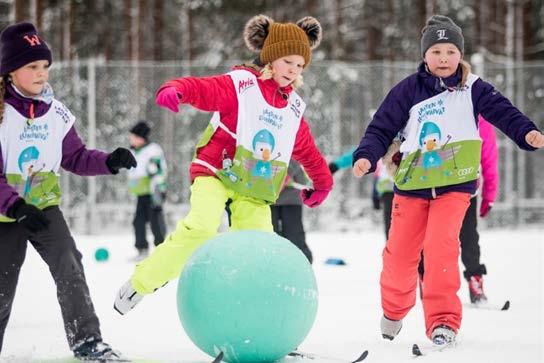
[{"xmin": 0, "ymin": 22, "xmax": 52, "ymax": 76}]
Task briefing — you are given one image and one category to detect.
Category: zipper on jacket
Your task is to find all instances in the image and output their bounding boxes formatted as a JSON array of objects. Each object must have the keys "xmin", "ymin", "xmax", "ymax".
[
  {"xmin": 26, "ymin": 102, "xmax": 35, "ymax": 126},
  {"xmin": 439, "ymin": 77, "xmax": 447, "ymax": 90}
]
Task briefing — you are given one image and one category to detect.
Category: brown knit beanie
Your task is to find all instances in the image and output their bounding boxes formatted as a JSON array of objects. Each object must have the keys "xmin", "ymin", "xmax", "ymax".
[{"xmin": 244, "ymin": 15, "xmax": 322, "ymax": 68}]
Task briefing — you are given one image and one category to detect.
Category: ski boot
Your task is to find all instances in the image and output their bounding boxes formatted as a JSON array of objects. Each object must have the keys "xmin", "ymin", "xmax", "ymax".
[
  {"xmin": 73, "ymin": 336, "xmax": 123, "ymax": 361},
  {"xmin": 381, "ymin": 315, "xmax": 402, "ymax": 340},
  {"xmin": 114, "ymin": 280, "xmax": 144, "ymax": 315},
  {"xmin": 468, "ymin": 275, "xmax": 488, "ymax": 304}
]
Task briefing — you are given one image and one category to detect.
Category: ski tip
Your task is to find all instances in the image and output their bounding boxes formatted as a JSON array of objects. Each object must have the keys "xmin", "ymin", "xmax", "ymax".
[
  {"xmin": 287, "ymin": 351, "xmax": 307, "ymax": 359},
  {"xmin": 501, "ymin": 300, "xmax": 510, "ymax": 311},
  {"xmin": 412, "ymin": 344, "xmax": 423, "ymax": 356},
  {"xmin": 211, "ymin": 351, "xmax": 224, "ymax": 363},
  {"xmin": 352, "ymin": 350, "xmax": 369, "ymax": 362}
]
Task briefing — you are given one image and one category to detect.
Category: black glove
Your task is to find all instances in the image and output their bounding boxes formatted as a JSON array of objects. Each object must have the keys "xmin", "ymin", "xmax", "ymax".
[
  {"xmin": 106, "ymin": 147, "xmax": 137, "ymax": 174},
  {"xmin": 7, "ymin": 199, "xmax": 50, "ymax": 233},
  {"xmin": 328, "ymin": 162, "xmax": 339, "ymax": 174}
]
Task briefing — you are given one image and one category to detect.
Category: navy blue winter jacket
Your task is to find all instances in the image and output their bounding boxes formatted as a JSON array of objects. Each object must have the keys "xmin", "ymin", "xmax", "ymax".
[{"xmin": 353, "ymin": 62, "xmax": 539, "ymax": 199}]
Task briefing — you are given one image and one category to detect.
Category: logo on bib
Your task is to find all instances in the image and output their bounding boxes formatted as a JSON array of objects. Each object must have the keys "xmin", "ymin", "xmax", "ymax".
[
  {"xmin": 238, "ymin": 78, "xmax": 255, "ymax": 93},
  {"xmin": 290, "ymin": 98, "xmax": 302, "ymax": 118},
  {"xmin": 55, "ymin": 104, "xmax": 71, "ymax": 124}
]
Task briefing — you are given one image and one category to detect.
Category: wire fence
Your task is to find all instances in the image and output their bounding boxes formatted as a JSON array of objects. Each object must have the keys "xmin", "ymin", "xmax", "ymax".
[{"xmin": 50, "ymin": 59, "xmax": 544, "ymax": 233}]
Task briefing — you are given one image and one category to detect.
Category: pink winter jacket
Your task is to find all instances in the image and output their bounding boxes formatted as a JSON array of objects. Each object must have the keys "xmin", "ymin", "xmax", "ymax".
[{"xmin": 478, "ymin": 115, "xmax": 499, "ymax": 203}]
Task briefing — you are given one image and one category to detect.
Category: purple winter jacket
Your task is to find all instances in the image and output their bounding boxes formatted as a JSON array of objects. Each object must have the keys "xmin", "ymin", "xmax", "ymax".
[
  {"xmin": 353, "ymin": 63, "xmax": 539, "ymax": 199},
  {"xmin": 0, "ymin": 82, "xmax": 113, "ymax": 216}
]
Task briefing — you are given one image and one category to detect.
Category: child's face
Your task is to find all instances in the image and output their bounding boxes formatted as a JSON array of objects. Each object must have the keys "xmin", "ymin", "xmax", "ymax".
[
  {"xmin": 9, "ymin": 60, "xmax": 50, "ymax": 97},
  {"xmin": 424, "ymin": 43, "xmax": 461, "ymax": 79},
  {"xmin": 271, "ymin": 55, "xmax": 305, "ymax": 87},
  {"xmin": 129, "ymin": 133, "xmax": 146, "ymax": 148}
]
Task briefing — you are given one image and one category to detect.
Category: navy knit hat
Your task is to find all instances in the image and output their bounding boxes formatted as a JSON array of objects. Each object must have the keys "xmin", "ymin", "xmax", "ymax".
[
  {"xmin": 420, "ymin": 15, "xmax": 464, "ymax": 58},
  {"xmin": 130, "ymin": 121, "xmax": 151, "ymax": 140},
  {"xmin": 0, "ymin": 22, "xmax": 52, "ymax": 76}
]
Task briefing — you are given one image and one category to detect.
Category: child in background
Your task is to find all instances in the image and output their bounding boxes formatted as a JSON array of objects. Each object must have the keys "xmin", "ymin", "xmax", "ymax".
[
  {"xmin": 418, "ymin": 115, "xmax": 499, "ymax": 304},
  {"xmin": 114, "ymin": 15, "xmax": 333, "ymax": 315},
  {"xmin": 0, "ymin": 22, "xmax": 136, "ymax": 360},
  {"xmin": 372, "ymin": 159, "xmax": 395, "ymax": 237},
  {"xmin": 352, "ymin": 15, "xmax": 543, "ymax": 345},
  {"xmin": 329, "ymin": 147, "xmax": 395, "ymax": 237},
  {"xmin": 272, "ymin": 160, "xmax": 313, "ymax": 263},
  {"xmin": 127, "ymin": 121, "xmax": 168, "ymax": 262},
  {"xmin": 328, "ymin": 146, "xmax": 355, "ymax": 175}
]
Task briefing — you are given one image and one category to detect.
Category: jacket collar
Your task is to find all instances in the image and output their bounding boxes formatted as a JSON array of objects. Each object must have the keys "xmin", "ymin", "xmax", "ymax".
[
  {"xmin": 4, "ymin": 81, "xmax": 53, "ymax": 119},
  {"xmin": 233, "ymin": 64, "xmax": 294, "ymax": 94},
  {"xmin": 417, "ymin": 62, "xmax": 463, "ymax": 93}
]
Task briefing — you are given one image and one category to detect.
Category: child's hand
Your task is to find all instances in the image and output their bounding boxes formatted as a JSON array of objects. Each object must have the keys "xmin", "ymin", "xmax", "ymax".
[
  {"xmin": 7, "ymin": 199, "xmax": 50, "ymax": 233},
  {"xmin": 479, "ymin": 199, "xmax": 493, "ymax": 218},
  {"xmin": 300, "ymin": 189, "xmax": 330, "ymax": 208},
  {"xmin": 525, "ymin": 130, "xmax": 544, "ymax": 148},
  {"xmin": 156, "ymin": 86, "xmax": 181, "ymax": 113},
  {"xmin": 352, "ymin": 158, "xmax": 371, "ymax": 177},
  {"xmin": 106, "ymin": 147, "xmax": 137, "ymax": 173}
]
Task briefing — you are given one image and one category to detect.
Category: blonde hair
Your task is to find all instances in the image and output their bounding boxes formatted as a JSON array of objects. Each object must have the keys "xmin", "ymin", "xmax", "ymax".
[
  {"xmin": 0, "ymin": 77, "xmax": 5, "ymax": 125},
  {"xmin": 259, "ymin": 63, "xmax": 304, "ymax": 90},
  {"xmin": 459, "ymin": 59, "xmax": 471, "ymax": 87}
]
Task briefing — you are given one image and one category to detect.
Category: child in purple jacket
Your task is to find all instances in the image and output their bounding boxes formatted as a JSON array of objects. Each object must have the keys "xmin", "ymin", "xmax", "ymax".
[
  {"xmin": 0, "ymin": 22, "xmax": 136, "ymax": 360},
  {"xmin": 352, "ymin": 15, "xmax": 543, "ymax": 345}
]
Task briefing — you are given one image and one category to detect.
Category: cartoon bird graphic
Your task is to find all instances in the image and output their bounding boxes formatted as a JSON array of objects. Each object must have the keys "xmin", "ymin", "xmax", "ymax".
[
  {"xmin": 243, "ymin": 129, "xmax": 285, "ymax": 188},
  {"xmin": 401, "ymin": 122, "xmax": 460, "ymax": 183},
  {"xmin": 420, "ymin": 122, "xmax": 444, "ymax": 170},
  {"xmin": 18, "ymin": 146, "xmax": 45, "ymax": 197}
]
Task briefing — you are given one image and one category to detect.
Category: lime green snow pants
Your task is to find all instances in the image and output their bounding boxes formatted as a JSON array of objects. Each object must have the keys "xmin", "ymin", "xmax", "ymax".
[{"xmin": 131, "ymin": 176, "xmax": 273, "ymax": 294}]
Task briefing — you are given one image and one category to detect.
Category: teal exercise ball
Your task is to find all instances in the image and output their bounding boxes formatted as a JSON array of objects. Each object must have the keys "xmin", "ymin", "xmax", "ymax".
[
  {"xmin": 177, "ymin": 230, "xmax": 318, "ymax": 363},
  {"xmin": 94, "ymin": 247, "xmax": 109, "ymax": 262}
]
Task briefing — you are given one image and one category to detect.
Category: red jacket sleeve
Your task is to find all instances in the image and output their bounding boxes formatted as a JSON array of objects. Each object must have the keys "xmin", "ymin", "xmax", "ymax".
[
  {"xmin": 291, "ymin": 118, "xmax": 333, "ymax": 191},
  {"xmin": 158, "ymin": 74, "xmax": 237, "ymax": 114}
]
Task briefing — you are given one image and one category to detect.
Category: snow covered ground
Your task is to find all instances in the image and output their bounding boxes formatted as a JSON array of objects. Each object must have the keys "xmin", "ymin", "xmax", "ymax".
[{"xmin": 0, "ymin": 227, "xmax": 542, "ymax": 363}]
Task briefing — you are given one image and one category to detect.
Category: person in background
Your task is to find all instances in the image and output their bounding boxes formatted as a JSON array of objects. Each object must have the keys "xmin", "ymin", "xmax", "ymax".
[
  {"xmin": 271, "ymin": 160, "xmax": 313, "ymax": 263},
  {"xmin": 127, "ymin": 121, "xmax": 168, "ymax": 262},
  {"xmin": 0, "ymin": 22, "xmax": 136, "ymax": 360},
  {"xmin": 372, "ymin": 159, "xmax": 395, "ymax": 238},
  {"xmin": 329, "ymin": 147, "xmax": 395, "ymax": 238},
  {"xmin": 417, "ymin": 115, "xmax": 499, "ymax": 304},
  {"xmin": 328, "ymin": 147, "xmax": 355, "ymax": 175}
]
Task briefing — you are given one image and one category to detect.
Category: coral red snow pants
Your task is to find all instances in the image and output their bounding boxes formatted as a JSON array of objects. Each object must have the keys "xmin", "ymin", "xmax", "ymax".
[{"xmin": 380, "ymin": 192, "xmax": 470, "ymax": 337}]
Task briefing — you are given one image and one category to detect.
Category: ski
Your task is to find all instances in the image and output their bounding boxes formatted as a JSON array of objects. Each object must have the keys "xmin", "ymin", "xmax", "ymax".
[
  {"xmin": 412, "ymin": 342, "xmax": 455, "ymax": 357},
  {"xmin": 464, "ymin": 300, "xmax": 510, "ymax": 311},
  {"xmin": 212, "ymin": 351, "xmax": 224, "ymax": 363},
  {"xmin": 212, "ymin": 350, "xmax": 368, "ymax": 363},
  {"xmin": 287, "ymin": 349, "xmax": 369, "ymax": 362}
]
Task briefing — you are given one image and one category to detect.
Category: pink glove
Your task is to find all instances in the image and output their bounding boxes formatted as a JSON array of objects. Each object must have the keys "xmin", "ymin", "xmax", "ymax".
[
  {"xmin": 156, "ymin": 86, "xmax": 181, "ymax": 113},
  {"xmin": 479, "ymin": 199, "xmax": 493, "ymax": 218},
  {"xmin": 301, "ymin": 189, "xmax": 330, "ymax": 208}
]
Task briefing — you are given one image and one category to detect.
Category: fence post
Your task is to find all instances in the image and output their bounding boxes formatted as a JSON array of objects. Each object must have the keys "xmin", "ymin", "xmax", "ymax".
[{"xmin": 87, "ymin": 57, "xmax": 97, "ymax": 234}]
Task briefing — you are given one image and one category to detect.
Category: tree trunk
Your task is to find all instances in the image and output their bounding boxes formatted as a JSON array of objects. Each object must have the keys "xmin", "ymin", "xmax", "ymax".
[
  {"xmin": 14, "ymin": 0, "xmax": 27, "ymax": 22},
  {"xmin": 138, "ymin": 0, "xmax": 145, "ymax": 60},
  {"xmin": 61, "ymin": 0, "xmax": 72, "ymax": 61},
  {"xmin": 125, "ymin": 0, "xmax": 132, "ymax": 60},
  {"xmin": 153, "ymin": 0, "xmax": 163, "ymax": 60}
]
